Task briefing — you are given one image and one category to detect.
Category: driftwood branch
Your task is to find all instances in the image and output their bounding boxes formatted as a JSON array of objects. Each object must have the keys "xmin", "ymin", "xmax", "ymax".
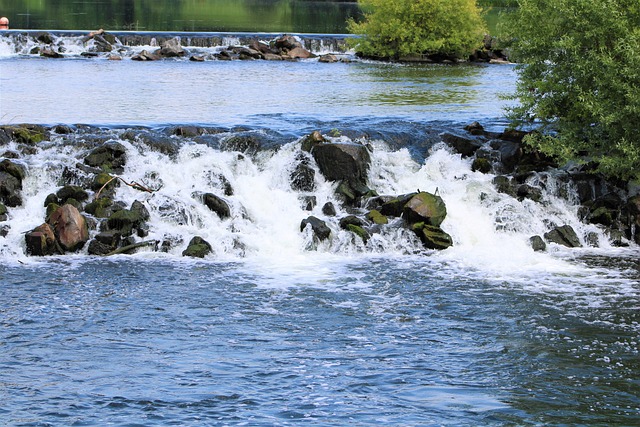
[
  {"xmin": 105, "ymin": 240, "xmax": 159, "ymax": 256},
  {"xmin": 95, "ymin": 176, "xmax": 157, "ymax": 200}
]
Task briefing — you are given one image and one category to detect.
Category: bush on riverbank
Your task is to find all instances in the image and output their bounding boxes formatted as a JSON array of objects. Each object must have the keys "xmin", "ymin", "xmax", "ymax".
[
  {"xmin": 347, "ymin": 0, "xmax": 486, "ymax": 60},
  {"xmin": 501, "ymin": 0, "xmax": 640, "ymax": 180}
]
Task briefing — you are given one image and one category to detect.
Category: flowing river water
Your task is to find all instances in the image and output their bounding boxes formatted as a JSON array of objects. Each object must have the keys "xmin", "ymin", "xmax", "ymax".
[{"xmin": 0, "ymin": 32, "xmax": 639, "ymax": 426}]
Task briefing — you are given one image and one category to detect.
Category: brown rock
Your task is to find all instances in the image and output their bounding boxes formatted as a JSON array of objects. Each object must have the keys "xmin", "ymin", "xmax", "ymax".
[{"xmin": 47, "ymin": 204, "xmax": 89, "ymax": 252}]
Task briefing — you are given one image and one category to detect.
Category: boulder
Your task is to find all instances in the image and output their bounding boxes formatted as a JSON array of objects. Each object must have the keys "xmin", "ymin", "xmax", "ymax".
[
  {"xmin": 202, "ymin": 193, "xmax": 231, "ymax": 219},
  {"xmin": 182, "ymin": 236, "xmax": 212, "ymax": 258},
  {"xmin": 322, "ymin": 202, "xmax": 337, "ymax": 216},
  {"xmin": 441, "ymin": 132, "xmax": 483, "ymax": 157},
  {"xmin": 530, "ymin": 235, "xmax": 546, "ymax": 252},
  {"xmin": 490, "ymin": 140, "xmax": 523, "ymax": 172},
  {"xmin": 56, "ymin": 185, "xmax": 89, "ymax": 205},
  {"xmin": 311, "ymin": 142, "xmax": 371, "ymax": 184},
  {"xmin": 301, "ymin": 130, "xmax": 327, "ymax": 152},
  {"xmin": 0, "ymin": 159, "xmax": 26, "ymax": 181},
  {"xmin": 402, "ymin": 192, "xmax": 447, "ymax": 227},
  {"xmin": 47, "ymin": 204, "xmax": 89, "ymax": 252},
  {"xmin": 0, "ymin": 202, "xmax": 7, "ymax": 221},
  {"xmin": 286, "ymin": 46, "xmax": 315, "ymax": 59},
  {"xmin": 319, "ymin": 54, "xmax": 338, "ymax": 63},
  {"xmin": 40, "ymin": 47, "xmax": 63, "ymax": 58},
  {"xmin": 274, "ymin": 35, "xmax": 303, "ymax": 51},
  {"xmin": 412, "ymin": 223, "xmax": 453, "ymax": 250},
  {"xmin": 290, "ymin": 156, "xmax": 316, "ymax": 192},
  {"xmin": 339, "ymin": 215, "xmax": 366, "ymax": 229},
  {"xmin": 156, "ymin": 38, "xmax": 186, "ymax": 58},
  {"xmin": 85, "ymin": 197, "xmax": 117, "ymax": 218},
  {"xmin": 544, "ymin": 225, "xmax": 582, "ymax": 248},
  {"xmin": 220, "ymin": 134, "xmax": 261, "ymax": 156},
  {"xmin": 0, "ymin": 171, "xmax": 23, "ymax": 207},
  {"xmin": 105, "ymin": 208, "xmax": 146, "ymax": 236},
  {"xmin": 300, "ymin": 216, "xmax": 331, "ymax": 241},
  {"xmin": 346, "ymin": 224, "xmax": 370, "ymax": 243},
  {"xmin": 471, "ymin": 157, "xmax": 492, "ymax": 173},
  {"xmin": 87, "ymin": 230, "xmax": 122, "ymax": 255},
  {"xmin": 464, "ymin": 121, "xmax": 485, "ymax": 136},
  {"xmin": 25, "ymin": 223, "xmax": 57, "ymax": 256},
  {"xmin": 131, "ymin": 50, "xmax": 160, "ymax": 61},
  {"xmin": 366, "ymin": 209, "xmax": 388, "ymax": 225},
  {"xmin": 84, "ymin": 142, "xmax": 127, "ymax": 172},
  {"xmin": 379, "ymin": 193, "xmax": 417, "ymax": 217}
]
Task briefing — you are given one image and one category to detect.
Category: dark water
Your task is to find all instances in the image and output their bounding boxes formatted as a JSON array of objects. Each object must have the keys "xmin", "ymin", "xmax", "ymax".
[
  {"xmin": 0, "ymin": 0, "xmax": 361, "ymax": 33},
  {"xmin": 0, "ymin": 0, "xmax": 507, "ymax": 34},
  {"xmin": 1, "ymin": 257, "xmax": 638, "ymax": 426}
]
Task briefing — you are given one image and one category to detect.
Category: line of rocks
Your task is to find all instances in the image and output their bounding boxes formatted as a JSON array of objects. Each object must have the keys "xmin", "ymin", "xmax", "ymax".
[{"xmin": 24, "ymin": 30, "xmax": 346, "ymax": 63}]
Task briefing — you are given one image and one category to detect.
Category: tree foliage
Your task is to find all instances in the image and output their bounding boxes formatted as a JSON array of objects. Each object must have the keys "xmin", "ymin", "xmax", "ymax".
[
  {"xmin": 347, "ymin": 0, "xmax": 486, "ymax": 60},
  {"xmin": 502, "ymin": 0, "xmax": 640, "ymax": 179}
]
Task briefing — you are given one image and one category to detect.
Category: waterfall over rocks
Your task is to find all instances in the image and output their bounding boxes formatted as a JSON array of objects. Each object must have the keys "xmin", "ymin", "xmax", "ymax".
[{"xmin": 0, "ymin": 122, "xmax": 636, "ymax": 264}]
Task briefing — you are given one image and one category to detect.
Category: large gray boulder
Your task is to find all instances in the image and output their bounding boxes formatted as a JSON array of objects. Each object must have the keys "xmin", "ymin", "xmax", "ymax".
[{"xmin": 310, "ymin": 142, "xmax": 371, "ymax": 184}]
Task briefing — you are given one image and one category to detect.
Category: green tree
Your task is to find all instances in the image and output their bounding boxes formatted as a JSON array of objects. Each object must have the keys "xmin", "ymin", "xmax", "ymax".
[
  {"xmin": 347, "ymin": 0, "xmax": 486, "ymax": 60},
  {"xmin": 502, "ymin": 0, "xmax": 640, "ymax": 179}
]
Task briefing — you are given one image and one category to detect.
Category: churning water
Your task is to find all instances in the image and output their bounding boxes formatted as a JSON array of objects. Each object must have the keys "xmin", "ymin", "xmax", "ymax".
[{"xmin": 0, "ymin": 32, "xmax": 639, "ymax": 426}]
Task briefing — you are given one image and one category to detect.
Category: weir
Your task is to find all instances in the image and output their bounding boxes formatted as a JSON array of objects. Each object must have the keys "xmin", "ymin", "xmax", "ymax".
[
  {"xmin": 0, "ymin": 124, "xmax": 620, "ymax": 268},
  {"xmin": 0, "ymin": 30, "xmax": 353, "ymax": 57}
]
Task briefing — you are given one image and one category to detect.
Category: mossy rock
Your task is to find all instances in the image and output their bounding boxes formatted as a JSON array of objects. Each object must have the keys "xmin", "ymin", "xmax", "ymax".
[
  {"xmin": 106, "ymin": 209, "xmax": 144, "ymax": 236},
  {"xmin": 182, "ymin": 236, "xmax": 213, "ymax": 258},
  {"xmin": 471, "ymin": 157, "xmax": 492, "ymax": 173},
  {"xmin": 403, "ymin": 192, "xmax": 447, "ymax": 227},
  {"xmin": 0, "ymin": 159, "xmax": 26, "ymax": 181},
  {"xmin": 412, "ymin": 222, "xmax": 453, "ymax": 250},
  {"xmin": 366, "ymin": 209, "xmax": 388, "ymax": 225},
  {"xmin": 346, "ymin": 224, "xmax": 370, "ymax": 243},
  {"xmin": 45, "ymin": 203, "xmax": 60, "ymax": 220},
  {"xmin": 2, "ymin": 125, "xmax": 48, "ymax": 145},
  {"xmin": 380, "ymin": 193, "xmax": 416, "ymax": 217},
  {"xmin": 56, "ymin": 185, "xmax": 89, "ymax": 204},
  {"xmin": 91, "ymin": 172, "xmax": 118, "ymax": 191},
  {"xmin": 0, "ymin": 202, "xmax": 6, "ymax": 216},
  {"xmin": 85, "ymin": 198, "xmax": 114, "ymax": 218}
]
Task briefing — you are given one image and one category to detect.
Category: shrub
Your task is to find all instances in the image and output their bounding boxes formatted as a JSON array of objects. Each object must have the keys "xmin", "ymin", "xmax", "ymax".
[
  {"xmin": 347, "ymin": 0, "xmax": 486, "ymax": 60},
  {"xmin": 501, "ymin": 0, "xmax": 640, "ymax": 179}
]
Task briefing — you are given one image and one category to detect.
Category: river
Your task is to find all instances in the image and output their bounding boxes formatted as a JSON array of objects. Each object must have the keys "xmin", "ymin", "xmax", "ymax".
[{"xmin": 0, "ymin": 31, "xmax": 639, "ymax": 426}]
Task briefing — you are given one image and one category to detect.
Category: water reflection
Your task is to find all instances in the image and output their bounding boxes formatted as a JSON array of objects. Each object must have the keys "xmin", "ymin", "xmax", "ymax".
[
  {"xmin": 0, "ymin": 0, "xmax": 361, "ymax": 33},
  {"xmin": 360, "ymin": 63, "xmax": 488, "ymax": 107}
]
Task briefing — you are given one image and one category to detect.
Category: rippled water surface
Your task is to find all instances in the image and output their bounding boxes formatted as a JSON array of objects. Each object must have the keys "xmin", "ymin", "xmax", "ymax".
[
  {"xmin": 0, "ymin": 56, "xmax": 515, "ymax": 129},
  {"xmin": 1, "ymin": 256, "xmax": 639, "ymax": 426}
]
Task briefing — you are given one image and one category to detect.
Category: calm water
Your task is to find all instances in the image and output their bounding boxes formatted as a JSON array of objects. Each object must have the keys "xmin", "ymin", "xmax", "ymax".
[
  {"xmin": 0, "ymin": 0, "xmax": 361, "ymax": 33},
  {"xmin": 1, "ymin": 32, "xmax": 639, "ymax": 426}
]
